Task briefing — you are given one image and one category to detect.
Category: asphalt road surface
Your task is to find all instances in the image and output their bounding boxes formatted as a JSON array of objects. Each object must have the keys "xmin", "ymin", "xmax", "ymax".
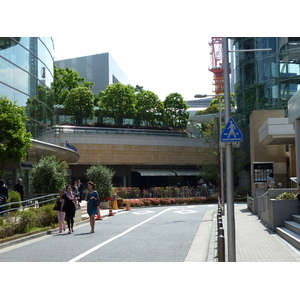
[{"xmin": 0, "ymin": 204, "xmax": 216, "ymax": 262}]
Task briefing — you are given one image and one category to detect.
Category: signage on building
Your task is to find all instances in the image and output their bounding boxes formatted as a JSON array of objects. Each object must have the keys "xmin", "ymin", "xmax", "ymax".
[
  {"xmin": 253, "ymin": 162, "xmax": 273, "ymax": 183},
  {"xmin": 65, "ymin": 141, "xmax": 77, "ymax": 152}
]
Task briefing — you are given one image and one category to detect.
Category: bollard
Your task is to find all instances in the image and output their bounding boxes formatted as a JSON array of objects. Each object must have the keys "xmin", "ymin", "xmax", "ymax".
[
  {"xmin": 218, "ymin": 234, "xmax": 225, "ymax": 262},
  {"xmin": 218, "ymin": 226, "xmax": 224, "ymax": 237}
]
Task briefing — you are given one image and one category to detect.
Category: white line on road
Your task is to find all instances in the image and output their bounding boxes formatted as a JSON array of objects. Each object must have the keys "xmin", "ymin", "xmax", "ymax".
[{"xmin": 68, "ymin": 207, "xmax": 173, "ymax": 262}]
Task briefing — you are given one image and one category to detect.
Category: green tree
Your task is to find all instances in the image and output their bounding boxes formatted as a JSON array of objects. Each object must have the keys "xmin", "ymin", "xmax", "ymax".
[
  {"xmin": 86, "ymin": 164, "xmax": 115, "ymax": 200},
  {"xmin": 0, "ymin": 96, "xmax": 32, "ymax": 175},
  {"xmin": 98, "ymin": 83, "xmax": 136, "ymax": 125},
  {"xmin": 64, "ymin": 86, "xmax": 95, "ymax": 125},
  {"xmin": 30, "ymin": 156, "xmax": 68, "ymax": 194},
  {"xmin": 163, "ymin": 93, "xmax": 189, "ymax": 130},
  {"xmin": 134, "ymin": 87, "xmax": 163, "ymax": 126},
  {"xmin": 50, "ymin": 66, "xmax": 94, "ymax": 105}
]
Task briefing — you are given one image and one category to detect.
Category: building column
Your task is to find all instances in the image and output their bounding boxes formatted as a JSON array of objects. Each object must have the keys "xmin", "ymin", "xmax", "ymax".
[{"xmin": 295, "ymin": 119, "xmax": 300, "ymax": 184}]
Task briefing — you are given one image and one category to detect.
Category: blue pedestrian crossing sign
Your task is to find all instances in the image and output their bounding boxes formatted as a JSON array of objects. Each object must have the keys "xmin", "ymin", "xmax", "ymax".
[{"xmin": 221, "ymin": 117, "xmax": 243, "ymax": 142}]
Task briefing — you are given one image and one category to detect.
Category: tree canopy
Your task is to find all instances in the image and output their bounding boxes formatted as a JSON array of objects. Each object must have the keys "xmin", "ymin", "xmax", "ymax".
[
  {"xmin": 64, "ymin": 86, "xmax": 95, "ymax": 125},
  {"xmin": 0, "ymin": 96, "xmax": 32, "ymax": 174},
  {"xmin": 98, "ymin": 83, "xmax": 137, "ymax": 125},
  {"xmin": 164, "ymin": 93, "xmax": 189, "ymax": 130},
  {"xmin": 51, "ymin": 66, "xmax": 94, "ymax": 105}
]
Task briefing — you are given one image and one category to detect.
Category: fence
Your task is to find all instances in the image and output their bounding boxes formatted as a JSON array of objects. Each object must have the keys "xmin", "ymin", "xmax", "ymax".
[{"xmin": 0, "ymin": 193, "xmax": 58, "ymax": 216}]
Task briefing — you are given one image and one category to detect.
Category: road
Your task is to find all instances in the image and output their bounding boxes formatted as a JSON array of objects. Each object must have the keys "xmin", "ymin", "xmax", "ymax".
[{"xmin": 0, "ymin": 204, "xmax": 217, "ymax": 262}]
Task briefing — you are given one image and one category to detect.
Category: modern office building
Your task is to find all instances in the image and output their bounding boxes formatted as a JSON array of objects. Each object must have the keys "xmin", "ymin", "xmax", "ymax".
[
  {"xmin": 0, "ymin": 37, "xmax": 79, "ymax": 195},
  {"xmin": 231, "ymin": 37, "xmax": 300, "ymax": 190},
  {"xmin": 55, "ymin": 53, "xmax": 131, "ymax": 95},
  {"xmin": 233, "ymin": 37, "xmax": 300, "ymax": 126}
]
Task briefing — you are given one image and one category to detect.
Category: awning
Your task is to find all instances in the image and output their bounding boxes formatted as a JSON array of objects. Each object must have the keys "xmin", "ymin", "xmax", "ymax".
[
  {"xmin": 132, "ymin": 169, "xmax": 199, "ymax": 176},
  {"xmin": 172, "ymin": 170, "xmax": 199, "ymax": 176},
  {"xmin": 133, "ymin": 169, "xmax": 176, "ymax": 176}
]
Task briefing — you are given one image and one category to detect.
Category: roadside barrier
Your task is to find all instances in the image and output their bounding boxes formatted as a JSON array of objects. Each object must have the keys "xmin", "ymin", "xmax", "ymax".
[
  {"xmin": 96, "ymin": 207, "xmax": 102, "ymax": 220},
  {"xmin": 108, "ymin": 205, "xmax": 114, "ymax": 216},
  {"xmin": 217, "ymin": 203, "xmax": 225, "ymax": 262}
]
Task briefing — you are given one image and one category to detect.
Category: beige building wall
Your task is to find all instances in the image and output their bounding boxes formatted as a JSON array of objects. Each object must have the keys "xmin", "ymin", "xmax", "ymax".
[
  {"xmin": 54, "ymin": 132, "xmax": 215, "ymax": 168},
  {"xmin": 250, "ymin": 110, "xmax": 288, "ymax": 189}
]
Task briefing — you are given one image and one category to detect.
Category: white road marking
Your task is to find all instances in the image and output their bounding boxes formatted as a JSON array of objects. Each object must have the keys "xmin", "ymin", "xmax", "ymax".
[
  {"xmin": 68, "ymin": 207, "xmax": 173, "ymax": 262},
  {"xmin": 174, "ymin": 210, "xmax": 198, "ymax": 214},
  {"xmin": 131, "ymin": 210, "xmax": 155, "ymax": 215}
]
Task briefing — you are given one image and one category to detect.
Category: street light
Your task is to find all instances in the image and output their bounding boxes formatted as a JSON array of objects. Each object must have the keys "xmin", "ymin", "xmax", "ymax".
[{"xmin": 194, "ymin": 93, "xmax": 225, "ymax": 214}]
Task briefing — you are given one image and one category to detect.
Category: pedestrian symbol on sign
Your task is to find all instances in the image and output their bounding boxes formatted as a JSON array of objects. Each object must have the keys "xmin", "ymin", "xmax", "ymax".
[{"xmin": 221, "ymin": 117, "xmax": 243, "ymax": 142}]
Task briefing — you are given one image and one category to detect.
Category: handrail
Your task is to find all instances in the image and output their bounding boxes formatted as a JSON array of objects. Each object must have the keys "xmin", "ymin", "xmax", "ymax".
[{"xmin": 0, "ymin": 193, "xmax": 58, "ymax": 216}]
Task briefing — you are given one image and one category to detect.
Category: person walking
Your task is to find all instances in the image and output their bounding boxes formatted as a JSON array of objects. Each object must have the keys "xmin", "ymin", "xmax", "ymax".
[
  {"xmin": 0, "ymin": 179, "xmax": 8, "ymax": 217},
  {"xmin": 85, "ymin": 181, "xmax": 100, "ymax": 233},
  {"xmin": 56, "ymin": 190, "xmax": 66, "ymax": 233},
  {"xmin": 14, "ymin": 178, "xmax": 25, "ymax": 206},
  {"xmin": 77, "ymin": 179, "xmax": 84, "ymax": 203},
  {"xmin": 61, "ymin": 185, "xmax": 77, "ymax": 234}
]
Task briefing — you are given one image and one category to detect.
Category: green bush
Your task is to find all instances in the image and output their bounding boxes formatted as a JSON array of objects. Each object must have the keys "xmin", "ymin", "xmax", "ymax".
[
  {"xmin": 86, "ymin": 164, "xmax": 115, "ymax": 199},
  {"xmin": 0, "ymin": 204, "xmax": 58, "ymax": 239},
  {"xmin": 8, "ymin": 190, "xmax": 22, "ymax": 210},
  {"xmin": 276, "ymin": 192, "xmax": 297, "ymax": 200}
]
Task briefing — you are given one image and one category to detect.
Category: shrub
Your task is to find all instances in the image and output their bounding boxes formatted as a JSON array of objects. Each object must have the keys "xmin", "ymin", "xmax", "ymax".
[
  {"xmin": 86, "ymin": 164, "xmax": 115, "ymax": 199},
  {"xmin": 30, "ymin": 155, "xmax": 68, "ymax": 194},
  {"xmin": 14, "ymin": 209, "xmax": 38, "ymax": 233},
  {"xmin": 8, "ymin": 190, "xmax": 22, "ymax": 210},
  {"xmin": 276, "ymin": 192, "xmax": 297, "ymax": 200}
]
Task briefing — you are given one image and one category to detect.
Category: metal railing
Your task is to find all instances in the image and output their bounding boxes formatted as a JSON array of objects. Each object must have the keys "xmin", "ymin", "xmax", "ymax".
[
  {"xmin": 53, "ymin": 125, "xmax": 191, "ymax": 138},
  {"xmin": 0, "ymin": 193, "xmax": 58, "ymax": 216}
]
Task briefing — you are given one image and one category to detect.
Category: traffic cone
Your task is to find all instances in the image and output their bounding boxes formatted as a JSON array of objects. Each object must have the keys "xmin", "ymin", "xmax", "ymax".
[
  {"xmin": 125, "ymin": 202, "xmax": 131, "ymax": 211},
  {"xmin": 108, "ymin": 205, "xmax": 114, "ymax": 216},
  {"xmin": 96, "ymin": 207, "xmax": 102, "ymax": 220}
]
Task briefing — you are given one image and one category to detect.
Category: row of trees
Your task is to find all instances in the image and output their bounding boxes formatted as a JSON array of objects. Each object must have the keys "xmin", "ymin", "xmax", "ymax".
[{"xmin": 50, "ymin": 66, "xmax": 190, "ymax": 129}]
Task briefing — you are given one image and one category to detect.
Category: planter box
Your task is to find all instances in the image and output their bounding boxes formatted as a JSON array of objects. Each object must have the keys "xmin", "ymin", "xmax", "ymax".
[
  {"xmin": 100, "ymin": 201, "xmax": 109, "ymax": 209},
  {"xmin": 261, "ymin": 198, "xmax": 299, "ymax": 232},
  {"xmin": 117, "ymin": 199, "xmax": 124, "ymax": 208}
]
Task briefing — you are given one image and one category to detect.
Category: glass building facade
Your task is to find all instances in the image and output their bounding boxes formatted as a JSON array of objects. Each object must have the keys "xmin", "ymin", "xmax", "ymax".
[
  {"xmin": 233, "ymin": 37, "xmax": 300, "ymax": 127},
  {"xmin": 0, "ymin": 37, "xmax": 55, "ymax": 138}
]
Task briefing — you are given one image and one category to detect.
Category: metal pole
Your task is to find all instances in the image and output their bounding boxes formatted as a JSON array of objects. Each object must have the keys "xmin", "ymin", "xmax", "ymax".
[
  {"xmin": 219, "ymin": 97, "xmax": 224, "ymax": 215},
  {"xmin": 223, "ymin": 37, "xmax": 236, "ymax": 262}
]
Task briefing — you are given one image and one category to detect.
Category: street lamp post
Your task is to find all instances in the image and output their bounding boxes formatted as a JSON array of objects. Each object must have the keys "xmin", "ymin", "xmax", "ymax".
[{"xmin": 194, "ymin": 93, "xmax": 225, "ymax": 213}]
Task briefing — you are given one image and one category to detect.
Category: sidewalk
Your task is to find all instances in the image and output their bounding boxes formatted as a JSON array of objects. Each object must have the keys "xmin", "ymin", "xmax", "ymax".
[{"xmin": 215, "ymin": 203, "xmax": 300, "ymax": 262}]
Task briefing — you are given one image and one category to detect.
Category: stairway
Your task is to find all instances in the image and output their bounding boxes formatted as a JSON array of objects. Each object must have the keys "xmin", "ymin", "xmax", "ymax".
[{"xmin": 276, "ymin": 215, "xmax": 300, "ymax": 251}]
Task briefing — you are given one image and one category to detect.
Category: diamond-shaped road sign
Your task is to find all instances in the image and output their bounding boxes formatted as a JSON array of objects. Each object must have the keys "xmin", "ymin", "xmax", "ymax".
[{"xmin": 221, "ymin": 117, "xmax": 243, "ymax": 143}]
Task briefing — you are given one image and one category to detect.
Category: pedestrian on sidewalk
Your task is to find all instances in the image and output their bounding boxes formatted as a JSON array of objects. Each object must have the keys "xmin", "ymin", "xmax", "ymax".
[
  {"xmin": 56, "ymin": 190, "xmax": 66, "ymax": 233},
  {"xmin": 61, "ymin": 185, "xmax": 76, "ymax": 234},
  {"xmin": 0, "ymin": 179, "xmax": 8, "ymax": 217},
  {"xmin": 14, "ymin": 178, "xmax": 25, "ymax": 206},
  {"xmin": 85, "ymin": 181, "xmax": 100, "ymax": 233}
]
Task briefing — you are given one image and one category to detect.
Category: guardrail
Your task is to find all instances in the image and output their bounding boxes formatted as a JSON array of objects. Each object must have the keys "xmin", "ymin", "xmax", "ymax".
[{"xmin": 0, "ymin": 193, "xmax": 58, "ymax": 216}]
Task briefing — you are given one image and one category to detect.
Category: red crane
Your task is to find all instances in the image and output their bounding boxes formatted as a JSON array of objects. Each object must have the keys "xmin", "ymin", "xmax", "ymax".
[{"xmin": 209, "ymin": 37, "xmax": 224, "ymax": 96}]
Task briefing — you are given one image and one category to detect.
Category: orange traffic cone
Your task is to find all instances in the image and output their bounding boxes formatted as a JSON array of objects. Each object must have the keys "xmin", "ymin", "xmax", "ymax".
[
  {"xmin": 96, "ymin": 207, "xmax": 102, "ymax": 220},
  {"xmin": 108, "ymin": 205, "xmax": 114, "ymax": 216},
  {"xmin": 126, "ymin": 202, "xmax": 131, "ymax": 211}
]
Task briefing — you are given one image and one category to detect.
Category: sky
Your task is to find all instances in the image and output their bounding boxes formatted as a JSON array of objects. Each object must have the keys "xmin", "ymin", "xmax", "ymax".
[
  {"xmin": 6, "ymin": 0, "xmax": 288, "ymax": 103},
  {"xmin": 52, "ymin": 1, "xmax": 216, "ymax": 101}
]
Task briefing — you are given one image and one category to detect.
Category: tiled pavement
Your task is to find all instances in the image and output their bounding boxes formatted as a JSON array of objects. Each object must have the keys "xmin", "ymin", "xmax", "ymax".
[{"xmin": 220, "ymin": 203, "xmax": 300, "ymax": 262}]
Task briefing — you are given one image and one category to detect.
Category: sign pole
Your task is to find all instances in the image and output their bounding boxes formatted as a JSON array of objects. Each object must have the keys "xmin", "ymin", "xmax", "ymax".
[{"xmin": 223, "ymin": 37, "xmax": 236, "ymax": 262}]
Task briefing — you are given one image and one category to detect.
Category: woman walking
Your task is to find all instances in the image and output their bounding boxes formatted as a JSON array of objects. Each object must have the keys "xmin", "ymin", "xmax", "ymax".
[
  {"xmin": 56, "ymin": 190, "xmax": 66, "ymax": 233},
  {"xmin": 85, "ymin": 181, "xmax": 100, "ymax": 233},
  {"xmin": 61, "ymin": 185, "xmax": 77, "ymax": 234}
]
